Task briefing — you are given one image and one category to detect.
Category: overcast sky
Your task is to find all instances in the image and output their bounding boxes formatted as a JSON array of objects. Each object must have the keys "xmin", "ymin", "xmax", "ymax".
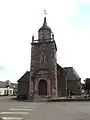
[{"xmin": 0, "ymin": 0, "xmax": 90, "ymax": 83}]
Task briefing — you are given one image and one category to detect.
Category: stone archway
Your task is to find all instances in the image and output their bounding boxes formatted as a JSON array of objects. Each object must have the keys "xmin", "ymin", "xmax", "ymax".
[{"xmin": 38, "ymin": 80, "xmax": 47, "ymax": 96}]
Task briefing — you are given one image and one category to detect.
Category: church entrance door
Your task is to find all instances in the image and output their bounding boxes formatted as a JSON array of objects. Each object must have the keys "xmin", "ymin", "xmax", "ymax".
[{"xmin": 38, "ymin": 80, "xmax": 47, "ymax": 96}]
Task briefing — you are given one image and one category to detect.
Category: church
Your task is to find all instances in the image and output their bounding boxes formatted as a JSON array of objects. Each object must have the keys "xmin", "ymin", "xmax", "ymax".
[{"xmin": 17, "ymin": 16, "xmax": 81, "ymax": 101}]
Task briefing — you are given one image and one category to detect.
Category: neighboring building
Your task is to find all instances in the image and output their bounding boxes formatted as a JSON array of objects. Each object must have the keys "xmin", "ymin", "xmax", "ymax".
[
  {"xmin": 17, "ymin": 16, "xmax": 81, "ymax": 101},
  {"xmin": 0, "ymin": 81, "xmax": 17, "ymax": 96},
  {"xmin": 64, "ymin": 67, "xmax": 81, "ymax": 95},
  {"xmin": 84, "ymin": 78, "xmax": 90, "ymax": 94},
  {"xmin": 81, "ymin": 83, "xmax": 85, "ymax": 94},
  {"xmin": 11, "ymin": 83, "xmax": 18, "ymax": 95},
  {"xmin": 17, "ymin": 71, "xmax": 29, "ymax": 99}
]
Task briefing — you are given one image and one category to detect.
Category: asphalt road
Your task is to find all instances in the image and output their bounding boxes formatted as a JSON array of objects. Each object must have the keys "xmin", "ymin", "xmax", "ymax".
[{"xmin": 0, "ymin": 96, "xmax": 90, "ymax": 120}]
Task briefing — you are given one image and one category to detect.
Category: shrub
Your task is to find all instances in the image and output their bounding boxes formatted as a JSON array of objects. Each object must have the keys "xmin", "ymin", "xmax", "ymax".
[{"xmin": 17, "ymin": 95, "xmax": 27, "ymax": 100}]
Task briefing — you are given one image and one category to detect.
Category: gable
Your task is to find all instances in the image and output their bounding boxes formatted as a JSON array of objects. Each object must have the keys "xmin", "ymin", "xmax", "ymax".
[{"xmin": 17, "ymin": 71, "xmax": 30, "ymax": 82}]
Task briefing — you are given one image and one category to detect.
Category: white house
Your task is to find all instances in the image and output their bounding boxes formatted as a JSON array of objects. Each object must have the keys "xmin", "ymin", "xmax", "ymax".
[{"xmin": 0, "ymin": 81, "xmax": 17, "ymax": 96}]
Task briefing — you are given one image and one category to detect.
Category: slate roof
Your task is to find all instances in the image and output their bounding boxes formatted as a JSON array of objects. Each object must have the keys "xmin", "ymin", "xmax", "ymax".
[
  {"xmin": 57, "ymin": 64, "xmax": 64, "ymax": 71},
  {"xmin": 38, "ymin": 17, "xmax": 51, "ymax": 31},
  {"xmin": 0, "ymin": 81, "xmax": 6, "ymax": 88},
  {"xmin": 57, "ymin": 63, "xmax": 65, "ymax": 75},
  {"xmin": 11, "ymin": 83, "xmax": 18, "ymax": 88},
  {"xmin": 17, "ymin": 71, "xmax": 30, "ymax": 82},
  {"xmin": 63, "ymin": 67, "xmax": 80, "ymax": 80},
  {"xmin": 0, "ymin": 81, "xmax": 17, "ymax": 88}
]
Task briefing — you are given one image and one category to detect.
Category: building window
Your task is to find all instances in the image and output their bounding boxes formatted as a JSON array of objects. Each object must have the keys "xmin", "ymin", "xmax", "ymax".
[
  {"xmin": 10, "ymin": 90, "xmax": 12, "ymax": 95},
  {"xmin": 4, "ymin": 90, "xmax": 7, "ymax": 95}
]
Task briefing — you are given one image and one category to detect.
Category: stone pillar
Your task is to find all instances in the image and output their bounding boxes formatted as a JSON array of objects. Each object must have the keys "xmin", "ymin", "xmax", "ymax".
[
  {"xmin": 48, "ymin": 79, "xmax": 51, "ymax": 97},
  {"xmin": 51, "ymin": 76, "xmax": 58, "ymax": 98},
  {"xmin": 28, "ymin": 72, "xmax": 34, "ymax": 100},
  {"xmin": 34, "ymin": 78, "xmax": 38, "ymax": 99}
]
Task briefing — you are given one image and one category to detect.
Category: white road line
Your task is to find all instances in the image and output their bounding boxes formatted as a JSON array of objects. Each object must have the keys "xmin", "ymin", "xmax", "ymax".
[
  {"xmin": 9, "ymin": 108, "xmax": 34, "ymax": 111},
  {"xmin": 17, "ymin": 106, "xmax": 36, "ymax": 109},
  {"xmin": 1, "ymin": 117, "xmax": 23, "ymax": 120},
  {"xmin": 0, "ymin": 112, "xmax": 28, "ymax": 115}
]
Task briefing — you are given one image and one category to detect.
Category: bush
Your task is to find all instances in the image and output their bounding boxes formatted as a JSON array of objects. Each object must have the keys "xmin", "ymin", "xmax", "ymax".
[{"xmin": 17, "ymin": 95, "xmax": 27, "ymax": 100}]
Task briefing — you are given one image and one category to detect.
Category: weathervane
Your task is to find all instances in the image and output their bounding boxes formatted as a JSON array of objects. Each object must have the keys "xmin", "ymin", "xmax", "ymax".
[{"xmin": 44, "ymin": 9, "xmax": 47, "ymax": 17}]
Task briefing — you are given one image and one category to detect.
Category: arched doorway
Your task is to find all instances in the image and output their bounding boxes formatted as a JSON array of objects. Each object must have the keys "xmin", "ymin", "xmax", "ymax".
[{"xmin": 38, "ymin": 80, "xmax": 47, "ymax": 96}]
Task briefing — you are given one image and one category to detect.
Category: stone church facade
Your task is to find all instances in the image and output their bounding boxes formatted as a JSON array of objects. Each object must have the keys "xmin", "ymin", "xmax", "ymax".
[
  {"xmin": 28, "ymin": 17, "xmax": 64, "ymax": 101},
  {"xmin": 17, "ymin": 16, "xmax": 81, "ymax": 101}
]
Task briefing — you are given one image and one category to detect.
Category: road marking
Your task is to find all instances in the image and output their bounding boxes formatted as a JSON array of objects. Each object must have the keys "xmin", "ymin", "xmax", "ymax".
[
  {"xmin": 17, "ymin": 106, "xmax": 36, "ymax": 109},
  {"xmin": 1, "ymin": 117, "xmax": 23, "ymax": 120},
  {"xmin": 0, "ymin": 112, "xmax": 28, "ymax": 115},
  {"xmin": 9, "ymin": 108, "xmax": 34, "ymax": 111}
]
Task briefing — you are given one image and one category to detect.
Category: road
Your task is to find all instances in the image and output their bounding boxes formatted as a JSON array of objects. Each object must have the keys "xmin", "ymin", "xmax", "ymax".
[{"xmin": 0, "ymin": 96, "xmax": 90, "ymax": 120}]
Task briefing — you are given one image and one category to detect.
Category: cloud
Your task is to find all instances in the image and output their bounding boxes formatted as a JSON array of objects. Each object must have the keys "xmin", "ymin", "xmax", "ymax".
[
  {"xmin": 0, "ymin": 0, "xmax": 90, "ymax": 82},
  {"xmin": 81, "ymin": 0, "xmax": 90, "ymax": 4},
  {"xmin": 0, "ymin": 66, "xmax": 5, "ymax": 70},
  {"xmin": 68, "ymin": 0, "xmax": 90, "ymax": 28}
]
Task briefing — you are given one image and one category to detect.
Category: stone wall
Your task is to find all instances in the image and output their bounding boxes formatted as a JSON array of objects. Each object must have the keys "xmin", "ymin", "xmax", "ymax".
[{"xmin": 29, "ymin": 40, "xmax": 58, "ymax": 100}]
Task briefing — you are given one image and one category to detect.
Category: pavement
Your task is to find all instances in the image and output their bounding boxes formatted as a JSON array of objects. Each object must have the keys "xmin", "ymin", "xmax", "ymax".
[{"xmin": 0, "ymin": 96, "xmax": 90, "ymax": 120}]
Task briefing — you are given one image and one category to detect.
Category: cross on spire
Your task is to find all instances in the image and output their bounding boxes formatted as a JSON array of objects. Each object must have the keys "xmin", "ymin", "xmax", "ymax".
[{"xmin": 44, "ymin": 9, "xmax": 47, "ymax": 17}]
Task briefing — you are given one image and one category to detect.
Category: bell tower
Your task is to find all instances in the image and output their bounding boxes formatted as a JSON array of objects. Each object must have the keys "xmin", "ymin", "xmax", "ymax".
[
  {"xmin": 29, "ymin": 14, "xmax": 58, "ymax": 101},
  {"xmin": 38, "ymin": 17, "xmax": 51, "ymax": 40}
]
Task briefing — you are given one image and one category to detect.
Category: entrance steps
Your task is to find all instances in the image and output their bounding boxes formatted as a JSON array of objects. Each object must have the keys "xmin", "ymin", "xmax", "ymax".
[{"xmin": 34, "ymin": 96, "xmax": 50, "ymax": 102}]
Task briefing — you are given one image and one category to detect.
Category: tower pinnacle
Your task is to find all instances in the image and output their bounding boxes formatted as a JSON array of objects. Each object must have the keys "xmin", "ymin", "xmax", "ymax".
[
  {"xmin": 43, "ymin": 17, "xmax": 47, "ymax": 26},
  {"xmin": 38, "ymin": 10, "xmax": 51, "ymax": 40}
]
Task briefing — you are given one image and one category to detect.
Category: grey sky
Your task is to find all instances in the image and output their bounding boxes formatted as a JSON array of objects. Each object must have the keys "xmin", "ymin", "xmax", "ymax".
[{"xmin": 0, "ymin": 0, "xmax": 90, "ymax": 83}]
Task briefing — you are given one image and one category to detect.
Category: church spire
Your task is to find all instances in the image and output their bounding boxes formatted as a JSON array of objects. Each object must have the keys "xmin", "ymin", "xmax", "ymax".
[
  {"xmin": 38, "ymin": 10, "xmax": 52, "ymax": 40},
  {"xmin": 43, "ymin": 17, "xmax": 47, "ymax": 27}
]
